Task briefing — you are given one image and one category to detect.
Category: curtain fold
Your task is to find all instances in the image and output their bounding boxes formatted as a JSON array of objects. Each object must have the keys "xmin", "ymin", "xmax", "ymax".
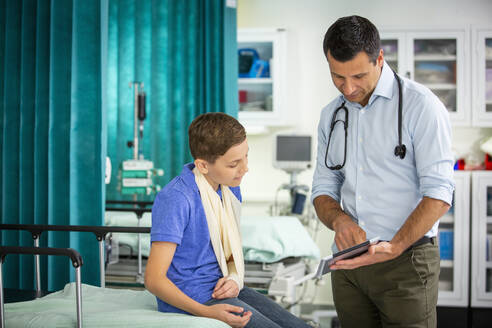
[
  {"xmin": 19, "ymin": 0, "xmax": 37, "ymax": 289},
  {"xmin": 1, "ymin": 0, "xmax": 106, "ymax": 291},
  {"xmin": 1, "ymin": 0, "xmax": 237, "ymax": 291},
  {"xmin": 34, "ymin": 0, "xmax": 52, "ymax": 291},
  {"xmin": 106, "ymin": 0, "xmax": 238, "ymax": 200},
  {"xmin": 69, "ymin": 0, "xmax": 105, "ymax": 285},
  {"xmin": 1, "ymin": 0, "xmax": 22, "ymax": 288}
]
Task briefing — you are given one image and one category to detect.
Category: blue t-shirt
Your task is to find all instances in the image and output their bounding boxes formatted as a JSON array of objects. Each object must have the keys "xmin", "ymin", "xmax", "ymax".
[{"xmin": 151, "ymin": 163, "xmax": 242, "ymax": 314}]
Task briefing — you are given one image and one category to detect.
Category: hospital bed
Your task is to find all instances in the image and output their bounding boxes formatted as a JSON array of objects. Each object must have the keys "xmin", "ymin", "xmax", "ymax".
[
  {"xmin": 0, "ymin": 224, "xmax": 228, "ymax": 328},
  {"xmin": 103, "ymin": 209, "xmax": 322, "ymax": 313},
  {"xmin": 103, "ymin": 212, "xmax": 321, "ymax": 306},
  {"xmin": 105, "ymin": 200, "xmax": 152, "ymax": 283},
  {"xmin": 241, "ymin": 215, "xmax": 320, "ymax": 315}
]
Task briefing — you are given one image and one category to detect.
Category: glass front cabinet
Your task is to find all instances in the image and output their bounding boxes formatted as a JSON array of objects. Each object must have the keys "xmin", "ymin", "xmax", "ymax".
[
  {"xmin": 380, "ymin": 29, "xmax": 470, "ymax": 126},
  {"xmin": 437, "ymin": 171, "xmax": 470, "ymax": 307},
  {"xmin": 472, "ymin": 27, "xmax": 492, "ymax": 126},
  {"xmin": 237, "ymin": 29, "xmax": 286, "ymax": 128},
  {"xmin": 471, "ymin": 171, "xmax": 492, "ymax": 307}
]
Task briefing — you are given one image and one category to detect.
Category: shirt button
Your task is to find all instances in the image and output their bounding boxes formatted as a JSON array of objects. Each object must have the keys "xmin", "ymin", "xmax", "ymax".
[
  {"xmin": 358, "ymin": 196, "xmax": 362, "ymax": 200},
  {"xmin": 359, "ymin": 166, "xmax": 363, "ymax": 171},
  {"xmin": 361, "ymin": 109, "xmax": 366, "ymax": 114},
  {"xmin": 359, "ymin": 137, "xmax": 363, "ymax": 143},
  {"xmin": 360, "ymin": 221, "xmax": 365, "ymax": 226}
]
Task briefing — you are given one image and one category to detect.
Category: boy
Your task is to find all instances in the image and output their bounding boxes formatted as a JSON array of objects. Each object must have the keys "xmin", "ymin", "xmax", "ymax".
[{"xmin": 145, "ymin": 113, "xmax": 310, "ymax": 328}]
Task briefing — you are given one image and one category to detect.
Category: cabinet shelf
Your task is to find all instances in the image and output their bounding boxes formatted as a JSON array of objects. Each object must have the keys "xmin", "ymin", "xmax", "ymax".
[
  {"xmin": 440, "ymin": 214, "xmax": 454, "ymax": 224},
  {"xmin": 441, "ymin": 260, "xmax": 454, "ymax": 268},
  {"xmin": 239, "ymin": 78, "xmax": 273, "ymax": 84},
  {"xmin": 487, "ymin": 262, "xmax": 492, "ymax": 269},
  {"xmin": 487, "ymin": 216, "xmax": 492, "ymax": 224},
  {"xmin": 427, "ymin": 83, "xmax": 457, "ymax": 90},
  {"xmin": 414, "ymin": 54, "xmax": 457, "ymax": 61}
]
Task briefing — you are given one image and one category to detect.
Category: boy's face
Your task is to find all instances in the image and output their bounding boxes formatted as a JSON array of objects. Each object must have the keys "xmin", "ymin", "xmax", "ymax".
[{"xmin": 196, "ymin": 139, "xmax": 249, "ymax": 191}]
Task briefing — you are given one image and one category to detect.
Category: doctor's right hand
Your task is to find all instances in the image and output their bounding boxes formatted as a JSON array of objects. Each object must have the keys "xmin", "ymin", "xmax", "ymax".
[
  {"xmin": 332, "ymin": 214, "xmax": 366, "ymax": 251},
  {"xmin": 205, "ymin": 304, "xmax": 252, "ymax": 328}
]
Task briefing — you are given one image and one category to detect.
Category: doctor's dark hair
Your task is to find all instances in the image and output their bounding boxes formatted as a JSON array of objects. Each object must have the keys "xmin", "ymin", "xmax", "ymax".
[
  {"xmin": 323, "ymin": 15, "xmax": 381, "ymax": 64},
  {"xmin": 188, "ymin": 112, "xmax": 246, "ymax": 163}
]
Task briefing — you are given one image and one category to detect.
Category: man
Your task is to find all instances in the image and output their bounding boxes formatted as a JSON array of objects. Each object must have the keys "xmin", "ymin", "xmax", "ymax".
[{"xmin": 311, "ymin": 15, "xmax": 455, "ymax": 328}]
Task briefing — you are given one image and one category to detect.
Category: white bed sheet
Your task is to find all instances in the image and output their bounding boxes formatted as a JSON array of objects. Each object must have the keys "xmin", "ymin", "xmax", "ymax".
[{"xmin": 5, "ymin": 283, "xmax": 230, "ymax": 328}]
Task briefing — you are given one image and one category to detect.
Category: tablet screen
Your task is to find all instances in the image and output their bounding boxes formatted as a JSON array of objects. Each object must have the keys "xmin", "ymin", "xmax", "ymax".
[{"xmin": 315, "ymin": 237, "xmax": 380, "ymax": 277}]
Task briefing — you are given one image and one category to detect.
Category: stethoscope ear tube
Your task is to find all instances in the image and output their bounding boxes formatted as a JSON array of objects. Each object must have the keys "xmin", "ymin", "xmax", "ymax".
[
  {"xmin": 324, "ymin": 103, "xmax": 348, "ymax": 170},
  {"xmin": 393, "ymin": 70, "xmax": 406, "ymax": 160}
]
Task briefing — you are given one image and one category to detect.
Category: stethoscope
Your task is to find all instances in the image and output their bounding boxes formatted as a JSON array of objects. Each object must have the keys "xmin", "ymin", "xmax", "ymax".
[{"xmin": 324, "ymin": 70, "xmax": 406, "ymax": 170}]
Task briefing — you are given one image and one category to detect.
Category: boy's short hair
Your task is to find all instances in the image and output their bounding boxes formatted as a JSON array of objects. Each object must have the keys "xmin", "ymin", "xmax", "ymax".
[{"xmin": 188, "ymin": 112, "xmax": 246, "ymax": 163}]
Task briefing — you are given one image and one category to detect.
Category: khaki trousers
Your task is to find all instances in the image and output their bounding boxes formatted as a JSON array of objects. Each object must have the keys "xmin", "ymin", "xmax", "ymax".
[{"xmin": 331, "ymin": 243, "xmax": 440, "ymax": 328}]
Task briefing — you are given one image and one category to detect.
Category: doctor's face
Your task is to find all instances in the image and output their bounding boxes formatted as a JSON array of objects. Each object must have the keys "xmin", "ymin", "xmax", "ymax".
[{"xmin": 326, "ymin": 50, "xmax": 384, "ymax": 107}]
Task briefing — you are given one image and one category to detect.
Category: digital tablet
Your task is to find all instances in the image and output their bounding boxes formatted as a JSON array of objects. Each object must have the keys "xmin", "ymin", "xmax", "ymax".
[{"xmin": 314, "ymin": 237, "xmax": 380, "ymax": 278}]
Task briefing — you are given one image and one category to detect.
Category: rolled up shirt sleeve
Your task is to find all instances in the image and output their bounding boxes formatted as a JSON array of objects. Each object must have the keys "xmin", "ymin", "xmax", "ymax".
[
  {"xmin": 412, "ymin": 93, "xmax": 455, "ymax": 205},
  {"xmin": 311, "ymin": 108, "xmax": 344, "ymax": 204}
]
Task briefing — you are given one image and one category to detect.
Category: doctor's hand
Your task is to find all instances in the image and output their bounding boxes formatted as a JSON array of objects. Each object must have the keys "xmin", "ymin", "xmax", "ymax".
[
  {"xmin": 332, "ymin": 215, "xmax": 367, "ymax": 251},
  {"xmin": 212, "ymin": 277, "xmax": 240, "ymax": 299},
  {"xmin": 330, "ymin": 241, "xmax": 400, "ymax": 270},
  {"xmin": 205, "ymin": 304, "xmax": 252, "ymax": 328}
]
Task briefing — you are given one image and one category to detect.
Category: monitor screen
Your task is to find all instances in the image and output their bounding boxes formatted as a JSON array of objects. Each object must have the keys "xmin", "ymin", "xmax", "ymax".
[{"xmin": 276, "ymin": 135, "xmax": 311, "ymax": 162}]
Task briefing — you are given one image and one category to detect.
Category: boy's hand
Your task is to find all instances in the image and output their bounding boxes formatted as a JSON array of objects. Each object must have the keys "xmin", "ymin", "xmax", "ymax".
[
  {"xmin": 206, "ymin": 304, "xmax": 251, "ymax": 328},
  {"xmin": 212, "ymin": 277, "xmax": 239, "ymax": 299}
]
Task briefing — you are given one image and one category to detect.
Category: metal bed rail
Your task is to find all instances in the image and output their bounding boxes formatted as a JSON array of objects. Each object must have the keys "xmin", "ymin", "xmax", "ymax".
[
  {"xmin": 0, "ymin": 224, "xmax": 150, "ymax": 291},
  {"xmin": 0, "ymin": 246, "xmax": 83, "ymax": 328}
]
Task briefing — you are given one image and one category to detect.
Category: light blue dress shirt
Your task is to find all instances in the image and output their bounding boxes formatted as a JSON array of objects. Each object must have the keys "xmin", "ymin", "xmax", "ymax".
[{"xmin": 312, "ymin": 62, "xmax": 455, "ymax": 247}]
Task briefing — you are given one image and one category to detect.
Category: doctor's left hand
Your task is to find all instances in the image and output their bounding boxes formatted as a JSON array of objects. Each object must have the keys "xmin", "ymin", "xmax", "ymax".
[
  {"xmin": 330, "ymin": 241, "xmax": 401, "ymax": 270},
  {"xmin": 212, "ymin": 277, "xmax": 240, "ymax": 299}
]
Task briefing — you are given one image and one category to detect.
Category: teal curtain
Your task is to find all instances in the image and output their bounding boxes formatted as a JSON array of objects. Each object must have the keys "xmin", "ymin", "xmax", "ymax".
[
  {"xmin": 0, "ymin": 0, "xmax": 107, "ymax": 291},
  {"xmin": 106, "ymin": 0, "xmax": 238, "ymax": 200}
]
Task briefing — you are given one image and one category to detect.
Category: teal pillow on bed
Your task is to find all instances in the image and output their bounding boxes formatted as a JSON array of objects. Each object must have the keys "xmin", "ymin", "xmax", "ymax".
[{"xmin": 241, "ymin": 215, "xmax": 320, "ymax": 263}]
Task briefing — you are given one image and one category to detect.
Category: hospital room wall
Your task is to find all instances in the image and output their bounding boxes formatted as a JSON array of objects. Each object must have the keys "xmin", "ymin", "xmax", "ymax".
[{"xmin": 237, "ymin": 0, "xmax": 492, "ymax": 305}]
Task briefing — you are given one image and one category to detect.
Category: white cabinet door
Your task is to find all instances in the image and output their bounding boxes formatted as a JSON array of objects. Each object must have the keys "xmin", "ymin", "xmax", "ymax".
[
  {"xmin": 472, "ymin": 28, "xmax": 492, "ymax": 126},
  {"xmin": 471, "ymin": 171, "xmax": 492, "ymax": 307},
  {"xmin": 237, "ymin": 29, "xmax": 286, "ymax": 128},
  {"xmin": 406, "ymin": 30, "xmax": 470, "ymax": 125},
  {"xmin": 381, "ymin": 29, "xmax": 470, "ymax": 126},
  {"xmin": 380, "ymin": 32, "xmax": 406, "ymax": 74},
  {"xmin": 438, "ymin": 171, "xmax": 470, "ymax": 307}
]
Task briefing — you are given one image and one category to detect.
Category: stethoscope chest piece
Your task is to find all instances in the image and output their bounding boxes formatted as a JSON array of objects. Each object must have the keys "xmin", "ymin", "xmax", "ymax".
[{"xmin": 394, "ymin": 144, "xmax": 406, "ymax": 159}]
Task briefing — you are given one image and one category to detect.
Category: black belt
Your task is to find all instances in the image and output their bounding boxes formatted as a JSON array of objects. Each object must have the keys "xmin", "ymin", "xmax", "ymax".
[{"xmin": 407, "ymin": 236, "xmax": 436, "ymax": 251}]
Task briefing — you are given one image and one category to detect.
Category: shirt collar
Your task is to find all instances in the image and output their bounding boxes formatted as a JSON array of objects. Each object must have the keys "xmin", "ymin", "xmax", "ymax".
[
  {"xmin": 367, "ymin": 61, "xmax": 395, "ymax": 106},
  {"xmin": 339, "ymin": 61, "xmax": 396, "ymax": 109},
  {"xmin": 181, "ymin": 163, "xmax": 198, "ymax": 190},
  {"xmin": 181, "ymin": 162, "xmax": 222, "ymax": 196}
]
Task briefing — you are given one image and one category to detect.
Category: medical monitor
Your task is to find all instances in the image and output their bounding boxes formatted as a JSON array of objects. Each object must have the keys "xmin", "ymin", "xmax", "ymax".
[{"xmin": 273, "ymin": 135, "xmax": 312, "ymax": 172}]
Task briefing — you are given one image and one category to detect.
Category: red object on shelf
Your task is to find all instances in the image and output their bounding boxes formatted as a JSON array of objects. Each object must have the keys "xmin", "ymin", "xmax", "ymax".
[
  {"xmin": 485, "ymin": 154, "xmax": 492, "ymax": 170},
  {"xmin": 238, "ymin": 90, "xmax": 247, "ymax": 103},
  {"xmin": 456, "ymin": 159, "xmax": 465, "ymax": 170}
]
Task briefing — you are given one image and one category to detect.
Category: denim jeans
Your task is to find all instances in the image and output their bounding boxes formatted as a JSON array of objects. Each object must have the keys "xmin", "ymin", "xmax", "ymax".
[{"xmin": 204, "ymin": 287, "xmax": 311, "ymax": 328}]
